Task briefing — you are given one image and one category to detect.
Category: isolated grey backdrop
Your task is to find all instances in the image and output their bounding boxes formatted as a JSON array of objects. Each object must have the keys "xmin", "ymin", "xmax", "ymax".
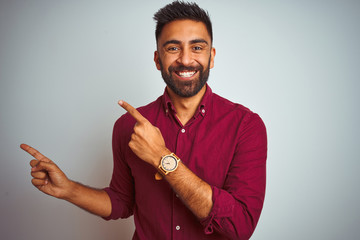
[{"xmin": 1, "ymin": 0, "xmax": 359, "ymax": 239}]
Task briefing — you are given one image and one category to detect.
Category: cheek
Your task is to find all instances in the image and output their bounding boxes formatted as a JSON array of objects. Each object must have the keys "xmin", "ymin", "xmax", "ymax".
[{"xmin": 162, "ymin": 53, "xmax": 180, "ymax": 66}]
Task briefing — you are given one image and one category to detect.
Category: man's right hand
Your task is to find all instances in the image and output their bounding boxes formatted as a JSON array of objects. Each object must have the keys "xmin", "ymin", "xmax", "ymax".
[
  {"xmin": 20, "ymin": 144, "xmax": 73, "ymax": 200},
  {"xmin": 21, "ymin": 143, "xmax": 112, "ymax": 217}
]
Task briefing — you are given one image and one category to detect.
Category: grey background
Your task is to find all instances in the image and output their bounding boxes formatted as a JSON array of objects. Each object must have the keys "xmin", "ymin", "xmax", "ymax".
[{"xmin": 1, "ymin": 0, "xmax": 359, "ymax": 239}]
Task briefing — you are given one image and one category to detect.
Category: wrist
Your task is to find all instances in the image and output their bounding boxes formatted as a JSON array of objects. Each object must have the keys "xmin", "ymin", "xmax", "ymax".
[{"xmin": 62, "ymin": 179, "xmax": 78, "ymax": 201}]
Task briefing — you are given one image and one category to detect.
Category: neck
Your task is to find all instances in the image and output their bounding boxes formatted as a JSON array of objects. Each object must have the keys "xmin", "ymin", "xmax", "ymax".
[{"xmin": 167, "ymin": 85, "xmax": 207, "ymax": 126}]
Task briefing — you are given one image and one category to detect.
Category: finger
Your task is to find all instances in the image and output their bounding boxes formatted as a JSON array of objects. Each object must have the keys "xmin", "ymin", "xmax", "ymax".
[
  {"xmin": 32, "ymin": 178, "xmax": 48, "ymax": 187},
  {"xmin": 20, "ymin": 144, "xmax": 51, "ymax": 162},
  {"xmin": 31, "ymin": 171, "xmax": 47, "ymax": 179},
  {"xmin": 31, "ymin": 161, "xmax": 56, "ymax": 173},
  {"xmin": 118, "ymin": 100, "xmax": 148, "ymax": 124}
]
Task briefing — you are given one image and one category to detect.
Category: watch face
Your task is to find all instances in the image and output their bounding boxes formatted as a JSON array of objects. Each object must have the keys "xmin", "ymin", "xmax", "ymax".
[{"xmin": 162, "ymin": 155, "xmax": 178, "ymax": 171}]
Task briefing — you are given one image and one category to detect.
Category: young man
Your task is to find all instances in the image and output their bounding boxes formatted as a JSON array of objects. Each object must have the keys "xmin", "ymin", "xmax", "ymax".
[{"xmin": 21, "ymin": 2, "xmax": 267, "ymax": 239}]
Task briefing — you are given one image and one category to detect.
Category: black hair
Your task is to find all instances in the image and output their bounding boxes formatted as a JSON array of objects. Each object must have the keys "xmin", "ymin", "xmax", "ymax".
[{"xmin": 153, "ymin": 1, "xmax": 213, "ymax": 44}]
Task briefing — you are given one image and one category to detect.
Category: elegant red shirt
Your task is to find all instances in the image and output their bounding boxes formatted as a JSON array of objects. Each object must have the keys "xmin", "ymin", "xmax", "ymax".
[{"xmin": 104, "ymin": 85, "xmax": 267, "ymax": 240}]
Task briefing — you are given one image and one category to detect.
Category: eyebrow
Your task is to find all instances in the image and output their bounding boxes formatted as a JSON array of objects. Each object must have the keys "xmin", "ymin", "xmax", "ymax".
[
  {"xmin": 162, "ymin": 38, "xmax": 209, "ymax": 47},
  {"xmin": 163, "ymin": 40, "xmax": 181, "ymax": 47},
  {"xmin": 190, "ymin": 39, "xmax": 209, "ymax": 45}
]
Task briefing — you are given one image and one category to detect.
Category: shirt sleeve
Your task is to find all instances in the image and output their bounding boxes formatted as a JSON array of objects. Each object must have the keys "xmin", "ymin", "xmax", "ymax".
[
  {"xmin": 200, "ymin": 113, "xmax": 267, "ymax": 239},
  {"xmin": 102, "ymin": 116, "xmax": 135, "ymax": 220}
]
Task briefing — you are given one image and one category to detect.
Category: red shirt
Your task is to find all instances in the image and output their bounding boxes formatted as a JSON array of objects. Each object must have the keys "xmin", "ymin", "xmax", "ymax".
[{"xmin": 104, "ymin": 85, "xmax": 267, "ymax": 240}]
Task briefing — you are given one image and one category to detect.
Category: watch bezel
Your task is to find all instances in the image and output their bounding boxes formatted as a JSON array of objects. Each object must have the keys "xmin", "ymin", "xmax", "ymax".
[
  {"xmin": 159, "ymin": 153, "xmax": 180, "ymax": 175},
  {"xmin": 161, "ymin": 155, "xmax": 178, "ymax": 171}
]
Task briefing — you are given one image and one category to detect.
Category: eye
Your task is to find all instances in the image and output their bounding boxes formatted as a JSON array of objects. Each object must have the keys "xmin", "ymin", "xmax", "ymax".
[
  {"xmin": 167, "ymin": 46, "xmax": 179, "ymax": 52},
  {"xmin": 193, "ymin": 46, "xmax": 202, "ymax": 51}
]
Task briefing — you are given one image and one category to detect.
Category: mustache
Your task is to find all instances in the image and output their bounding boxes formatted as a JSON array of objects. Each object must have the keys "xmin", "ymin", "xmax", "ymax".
[{"xmin": 169, "ymin": 65, "xmax": 203, "ymax": 72}]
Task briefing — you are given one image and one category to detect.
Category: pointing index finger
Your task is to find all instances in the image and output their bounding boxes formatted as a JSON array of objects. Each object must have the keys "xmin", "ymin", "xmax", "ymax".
[
  {"xmin": 20, "ymin": 144, "xmax": 51, "ymax": 162},
  {"xmin": 118, "ymin": 100, "xmax": 148, "ymax": 123}
]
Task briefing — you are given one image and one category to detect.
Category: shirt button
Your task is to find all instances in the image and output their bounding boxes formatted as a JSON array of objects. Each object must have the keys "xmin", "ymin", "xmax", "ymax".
[
  {"xmin": 176, "ymin": 226, "xmax": 180, "ymax": 231},
  {"xmin": 181, "ymin": 129, "xmax": 185, "ymax": 133},
  {"xmin": 202, "ymin": 109, "xmax": 205, "ymax": 114}
]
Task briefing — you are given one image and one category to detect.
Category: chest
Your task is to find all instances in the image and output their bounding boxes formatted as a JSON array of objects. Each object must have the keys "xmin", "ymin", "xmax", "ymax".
[{"xmin": 155, "ymin": 112, "xmax": 240, "ymax": 187}]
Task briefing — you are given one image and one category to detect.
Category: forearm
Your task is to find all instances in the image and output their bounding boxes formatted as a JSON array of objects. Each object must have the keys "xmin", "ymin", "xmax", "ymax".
[
  {"xmin": 64, "ymin": 181, "xmax": 112, "ymax": 218},
  {"xmin": 164, "ymin": 162, "xmax": 213, "ymax": 219}
]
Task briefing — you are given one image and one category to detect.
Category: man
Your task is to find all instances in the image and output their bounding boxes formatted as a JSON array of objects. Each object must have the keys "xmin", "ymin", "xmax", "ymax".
[{"xmin": 21, "ymin": 1, "xmax": 267, "ymax": 239}]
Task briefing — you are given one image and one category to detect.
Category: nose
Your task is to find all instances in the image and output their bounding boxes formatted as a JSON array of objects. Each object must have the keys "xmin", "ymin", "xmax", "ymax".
[{"xmin": 176, "ymin": 48, "xmax": 193, "ymax": 66}]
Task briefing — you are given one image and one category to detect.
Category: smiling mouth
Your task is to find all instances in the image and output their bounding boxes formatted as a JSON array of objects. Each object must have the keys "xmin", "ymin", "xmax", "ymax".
[{"xmin": 175, "ymin": 71, "xmax": 197, "ymax": 78}]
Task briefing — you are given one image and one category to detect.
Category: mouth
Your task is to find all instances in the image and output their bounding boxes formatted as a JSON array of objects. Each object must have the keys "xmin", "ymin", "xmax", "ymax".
[{"xmin": 175, "ymin": 70, "xmax": 197, "ymax": 79}]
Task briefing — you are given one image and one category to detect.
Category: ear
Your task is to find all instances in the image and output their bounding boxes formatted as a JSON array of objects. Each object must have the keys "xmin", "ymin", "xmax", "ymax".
[
  {"xmin": 210, "ymin": 47, "xmax": 216, "ymax": 69},
  {"xmin": 154, "ymin": 51, "xmax": 161, "ymax": 70}
]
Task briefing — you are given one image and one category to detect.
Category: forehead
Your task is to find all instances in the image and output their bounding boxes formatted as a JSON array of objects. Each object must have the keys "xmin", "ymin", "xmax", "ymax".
[{"xmin": 158, "ymin": 19, "xmax": 211, "ymax": 45}]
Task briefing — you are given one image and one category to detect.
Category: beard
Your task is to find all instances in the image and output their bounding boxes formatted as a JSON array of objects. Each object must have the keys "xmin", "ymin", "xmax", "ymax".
[{"xmin": 158, "ymin": 57, "xmax": 211, "ymax": 98}]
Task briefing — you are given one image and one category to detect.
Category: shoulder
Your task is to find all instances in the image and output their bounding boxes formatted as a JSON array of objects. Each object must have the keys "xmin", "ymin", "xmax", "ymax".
[
  {"xmin": 211, "ymin": 93, "xmax": 254, "ymax": 118},
  {"xmin": 212, "ymin": 93, "xmax": 250, "ymax": 112},
  {"xmin": 211, "ymin": 93, "xmax": 266, "ymax": 131}
]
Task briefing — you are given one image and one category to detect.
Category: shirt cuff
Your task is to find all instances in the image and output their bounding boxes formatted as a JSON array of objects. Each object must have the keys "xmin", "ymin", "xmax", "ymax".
[
  {"xmin": 102, "ymin": 187, "xmax": 135, "ymax": 221},
  {"xmin": 200, "ymin": 186, "xmax": 235, "ymax": 234},
  {"xmin": 102, "ymin": 187, "xmax": 116, "ymax": 220}
]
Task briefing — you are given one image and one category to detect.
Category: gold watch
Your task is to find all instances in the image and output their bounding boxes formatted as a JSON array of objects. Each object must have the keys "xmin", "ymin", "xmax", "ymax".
[{"xmin": 158, "ymin": 153, "xmax": 180, "ymax": 176}]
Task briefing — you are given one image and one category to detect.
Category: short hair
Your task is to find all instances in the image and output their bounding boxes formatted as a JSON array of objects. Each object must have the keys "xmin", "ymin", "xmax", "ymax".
[{"xmin": 153, "ymin": 1, "xmax": 213, "ymax": 44}]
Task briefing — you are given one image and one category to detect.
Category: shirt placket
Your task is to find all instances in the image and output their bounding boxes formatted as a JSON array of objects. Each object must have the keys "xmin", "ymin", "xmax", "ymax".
[
  {"xmin": 172, "ymin": 124, "xmax": 188, "ymax": 240},
  {"xmin": 169, "ymin": 106, "xmax": 205, "ymax": 239},
  {"xmin": 172, "ymin": 192, "xmax": 183, "ymax": 239}
]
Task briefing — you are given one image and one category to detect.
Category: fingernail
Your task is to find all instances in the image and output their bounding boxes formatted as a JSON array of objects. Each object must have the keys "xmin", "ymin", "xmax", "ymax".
[{"xmin": 118, "ymin": 100, "xmax": 123, "ymax": 105}]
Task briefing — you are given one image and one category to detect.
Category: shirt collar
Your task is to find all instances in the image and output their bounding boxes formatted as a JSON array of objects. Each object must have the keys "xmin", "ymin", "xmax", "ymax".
[{"xmin": 162, "ymin": 84, "xmax": 212, "ymax": 118}]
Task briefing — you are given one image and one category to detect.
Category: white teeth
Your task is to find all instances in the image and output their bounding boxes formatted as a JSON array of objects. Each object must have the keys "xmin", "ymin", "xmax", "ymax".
[{"xmin": 178, "ymin": 71, "xmax": 196, "ymax": 78}]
